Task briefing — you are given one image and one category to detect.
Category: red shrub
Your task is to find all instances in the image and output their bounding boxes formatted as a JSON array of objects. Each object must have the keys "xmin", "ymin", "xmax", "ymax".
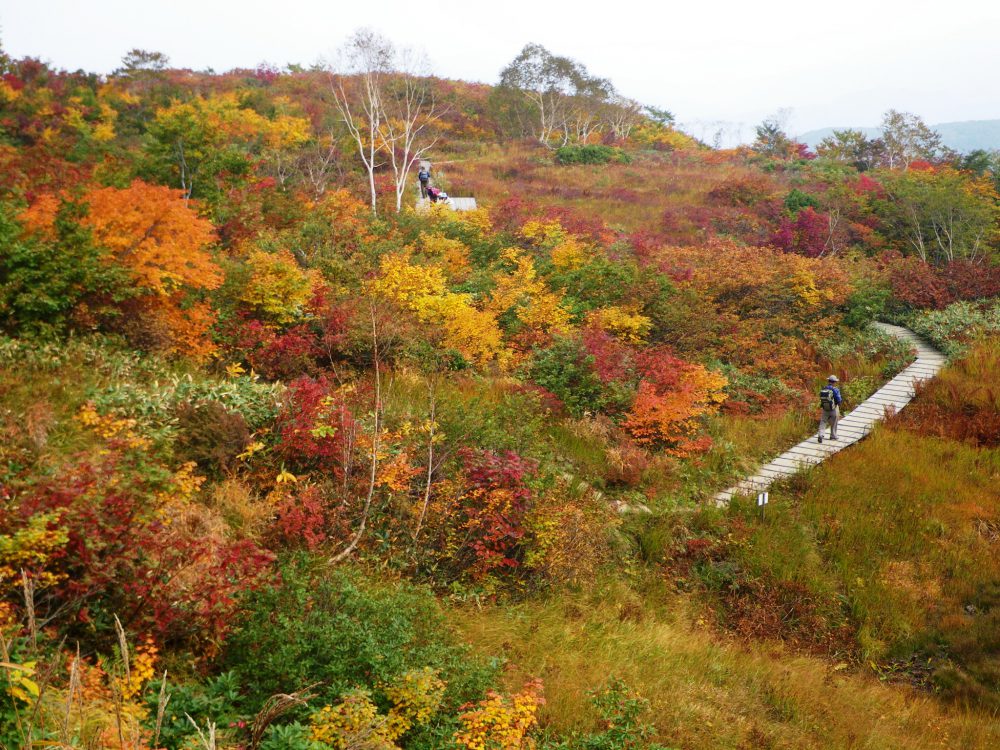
[
  {"xmin": 890, "ymin": 260, "xmax": 945, "ymax": 308},
  {"xmin": 770, "ymin": 207, "xmax": 829, "ymax": 257},
  {"xmin": 274, "ymin": 376, "xmax": 356, "ymax": 474},
  {"xmin": 489, "ymin": 196, "xmax": 535, "ymax": 234},
  {"xmin": 456, "ymin": 448, "xmax": 538, "ymax": 580},
  {"xmin": 581, "ymin": 327, "xmax": 633, "ymax": 384},
  {"xmin": 938, "ymin": 260, "xmax": 1000, "ymax": 301},
  {"xmin": 309, "ymin": 287, "xmax": 351, "ymax": 358},
  {"xmin": 707, "ymin": 174, "xmax": 776, "ymax": 207},
  {"xmin": 854, "ymin": 174, "xmax": 885, "ymax": 197},
  {"xmin": 270, "ymin": 485, "xmax": 332, "ymax": 550},
  {"xmin": 12, "ymin": 453, "xmax": 274, "ymax": 650}
]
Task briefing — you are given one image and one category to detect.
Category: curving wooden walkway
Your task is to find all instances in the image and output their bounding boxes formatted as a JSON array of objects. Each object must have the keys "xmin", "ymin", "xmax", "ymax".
[{"xmin": 713, "ymin": 322, "xmax": 946, "ymax": 505}]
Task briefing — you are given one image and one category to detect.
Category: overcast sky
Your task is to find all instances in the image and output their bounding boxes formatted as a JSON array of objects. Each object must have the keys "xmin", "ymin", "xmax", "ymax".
[{"xmin": 4, "ymin": 0, "xmax": 999, "ymax": 142}]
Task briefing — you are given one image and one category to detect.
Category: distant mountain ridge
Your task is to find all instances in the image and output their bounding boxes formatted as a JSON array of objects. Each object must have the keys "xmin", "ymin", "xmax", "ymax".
[{"xmin": 798, "ymin": 119, "xmax": 1000, "ymax": 153}]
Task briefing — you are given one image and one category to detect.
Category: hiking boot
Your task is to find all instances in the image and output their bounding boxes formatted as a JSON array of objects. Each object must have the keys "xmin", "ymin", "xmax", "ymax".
[
  {"xmin": 817, "ymin": 436, "xmax": 823, "ymax": 443},
  {"xmin": 830, "ymin": 436, "xmax": 837, "ymax": 441}
]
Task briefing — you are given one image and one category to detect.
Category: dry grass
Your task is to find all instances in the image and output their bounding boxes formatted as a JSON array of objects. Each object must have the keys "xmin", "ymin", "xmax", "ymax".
[
  {"xmin": 455, "ymin": 583, "xmax": 1000, "ymax": 749},
  {"xmin": 443, "ymin": 143, "xmax": 743, "ymax": 233}
]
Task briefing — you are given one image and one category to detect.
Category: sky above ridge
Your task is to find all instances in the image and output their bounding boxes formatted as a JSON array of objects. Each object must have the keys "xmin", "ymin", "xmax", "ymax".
[{"xmin": 4, "ymin": 0, "xmax": 1000, "ymax": 144}]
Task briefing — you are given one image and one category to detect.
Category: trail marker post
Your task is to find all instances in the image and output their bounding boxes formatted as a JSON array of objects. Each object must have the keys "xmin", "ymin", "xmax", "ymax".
[{"xmin": 757, "ymin": 490, "xmax": 769, "ymax": 520}]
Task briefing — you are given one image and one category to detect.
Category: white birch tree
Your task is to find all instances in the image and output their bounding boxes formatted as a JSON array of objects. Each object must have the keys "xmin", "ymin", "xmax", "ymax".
[{"xmin": 330, "ymin": 29, "xmax": 393, "ymax": 215}]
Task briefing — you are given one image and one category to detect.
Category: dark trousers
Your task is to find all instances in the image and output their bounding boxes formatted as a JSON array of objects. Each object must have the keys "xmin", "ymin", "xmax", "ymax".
[{"xmin": 420, "ymin": 182, "xmax": 429, "ymax": 198}]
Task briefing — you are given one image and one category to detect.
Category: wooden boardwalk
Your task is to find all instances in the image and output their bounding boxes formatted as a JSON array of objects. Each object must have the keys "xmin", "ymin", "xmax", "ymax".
[
  {"xmin": 415, "ymin": 196, "xmax": 478, "ymax": 211},
  {"xmin": 713, "ymin": 322, "xmax": 946, "ymax": 505}
]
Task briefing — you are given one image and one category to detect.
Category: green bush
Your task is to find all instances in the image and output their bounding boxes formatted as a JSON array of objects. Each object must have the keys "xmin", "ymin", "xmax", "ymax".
[
  {"xmin": 527, "ymin": 336, "xmax": 608, "ymax": 417},
  {"xmin": 905, "ymin": 299, "xmax": 1000, "ymax": 357},
  {"xmin": 842, "ymin": 279, "xmax": 891, "ymax": 328},
  {"xmin": 223, "ymin": 556, "xmax": 497, "ymax": 716},
  {"xmin": 0, "ymin": 200, "xmax": 133, "ymax": 336},
  {"xmin": 259, "ymin": 722, "xmax": 325, "ymax": 750},
  {"xmin": 144, "ymin": 672, "xmax": 244, "ymax": 750},
  {"xmin": 555, "ymin": 145, "xmax": 632, "ymax": 166},
  {"xmin": 783, "ymin": 189, "xmax": 820, "ymax": 215},
  {"xmin": 540, "ymin": 678, "xmax": 676, "ymax": 749}
]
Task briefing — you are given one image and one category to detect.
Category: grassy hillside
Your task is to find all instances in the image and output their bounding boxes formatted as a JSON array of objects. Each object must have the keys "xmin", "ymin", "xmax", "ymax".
[{"xmin": 1, "ymin": 43, "xmax": 999, "ymax": 749}]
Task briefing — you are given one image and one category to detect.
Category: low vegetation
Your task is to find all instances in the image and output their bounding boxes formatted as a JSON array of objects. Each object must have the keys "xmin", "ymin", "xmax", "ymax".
[{"xmin": 1, "ymin": 32, "xmax": 999, "ymax": 749}]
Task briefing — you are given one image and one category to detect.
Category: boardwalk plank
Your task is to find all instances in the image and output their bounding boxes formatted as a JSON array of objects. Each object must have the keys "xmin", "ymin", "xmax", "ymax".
[{"xmin": 713, "ymin": 323, "xmax": 945, "ymax": 504}]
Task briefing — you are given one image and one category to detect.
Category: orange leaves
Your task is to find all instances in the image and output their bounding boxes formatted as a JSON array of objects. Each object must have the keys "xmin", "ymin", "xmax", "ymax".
[
  {"xmin": 623, "ymin": 354, "xmax": 728, "ymax": 455},
  {"xmin": 82, "ymin": 180, "xmax": 221, "ymax": 359},
  {"xmin": 154, "ymin": 297, "xmax": 219, "ymax": 361},
  {"xmin": 82, "ymin": 180, "xmax": 220, "ymax": 295},
  {"xmin": 18, "ymin": 193, "xmax": 60, "ymax": 241},
  {"xmin": 453, "ymin": 678, "xmax": 544, "ymax": 750},
  {"xmin": 20, "ymin": 180, "xmax": 222, "ymax": 358}
]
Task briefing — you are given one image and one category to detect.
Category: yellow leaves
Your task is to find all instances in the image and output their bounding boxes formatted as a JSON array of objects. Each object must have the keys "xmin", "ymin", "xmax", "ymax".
[
  {"xmin": 226, "ymin": 362, "xmax": 247, "ymax": 378},
  {"xmin": 154, "ymin": 93, "xmax": 311, "ymax": 151},
  {"xmin": 64, "ymin": 98, "xmax": 118, "ymax": 142},
  {"xmin": 453, "ymin": 679, "xmax": 544, "ymax": 750},
  {"xmin": 588, "ymin": 306, "xmax": 652, "ymax": 344},
  {"xmin": 789, "ymin": 266, "xmax": 837, "ymax": 308},
  {"xmin": 0, "ymin": 514, "xmax": 69, "ymax": 591},
  {"xmin": 239, "ymin": 249, "xmax": 320, "ymax": 324},
  {"xmin": 116, "ymin": 637, "xmax": 158, "ymax": 701},
  {"xmin": 0, "ymin": 80, "xmax": 20, "ymax": 103},
  {"xmin": 522, "ymin": 219, "xmax": 591, "ymax": 270},
  {"xmin": 76, "ymin": 402, "xmax": 151, "ymax": 450},
  {"xmin": 264, "ymin": 104, "xmax": 312, "ymax": 149},
  {"xmin": 238, "ymin": 441, "xmax": 266, "ymax": 461},
  {"xmin": 92, "ymin": 121, "xmax": 117, "ymax": 142},
  {"xmin": 422, "ymin": 203, "xmax": 494, "ymax": 237},
  {"xmin": 521, "ymin": 219, "xmax": 567, "ymax": 247},
  {"xmin": 488, "ymin": 249, "xmax": 572, "ymax": 335},
  {"xmin": 310, "ymin": 670, "xmax": 445, "ymax": 749},
  {"xmin": 453, "ymin": 207, "xmax": 494, "ymax": 235},
  {"xmin": 421, "ymin": 233, "xmax": 472, "ymax": 280},
  {"xmin": 275, "ymin": 467, "xmax": 298, "ymax": 485},
  {"xmin": 371, "ymin": 252, "xmax": 505, "ymax": 366},
  {"xmin": 311, "ymin": 692, "xmax": 398, "ymax": 749},
  {"xmin": 381, "ymin": 667, "xmax": 446, "ymax": 734},
  {"xmin": 167, "ymin": 462, "xmax": 206, "ymax": 503},
  {"xmin": 418, "ymin": 294, "xmax": 506, "ymax": 367},
  {"xmin": 550, "ymin": 237, "xmax": 588, "ymax": 270},
  {"xmin": 3, "ymin": 661, "xmax": 40, "ymax": 704},
  {"xmin": 371, "ymin": 252, "xmax": 448, "ymax": 305}
]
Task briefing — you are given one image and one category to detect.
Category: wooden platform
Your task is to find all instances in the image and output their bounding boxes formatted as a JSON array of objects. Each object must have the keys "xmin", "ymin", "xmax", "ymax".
[
  {"xmin": 713, "ymin": 322, "xmax": 946, "ymax": 505},
  {"xmin": 415, "ymin": 197, "xmax": 478, "ymax": 211}
]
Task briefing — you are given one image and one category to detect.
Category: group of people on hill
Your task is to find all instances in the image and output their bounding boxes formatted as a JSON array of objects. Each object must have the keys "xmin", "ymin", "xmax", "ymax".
[{"xmin": 417, "ymin": 165, "xmax": 447, "ymax": 203}]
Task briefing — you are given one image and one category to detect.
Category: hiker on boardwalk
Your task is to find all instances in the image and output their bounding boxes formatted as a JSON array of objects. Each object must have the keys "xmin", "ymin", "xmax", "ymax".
[
  {"xmin": 417, "ymin": 165, "xmax": 431, "ymax": 198},
  {"xmin": 818, "ymin": 375, "xmax": 842, "ymax": 443}
]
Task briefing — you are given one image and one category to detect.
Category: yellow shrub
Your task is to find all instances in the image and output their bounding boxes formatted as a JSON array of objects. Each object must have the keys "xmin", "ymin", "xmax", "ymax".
[
  {"xmin": 588, "ymin": 306, "xmax": 652, "ymax": 344},
  {"xmin": 453, "ymin": 679, "xmax": 544, "ymax": 750}
]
